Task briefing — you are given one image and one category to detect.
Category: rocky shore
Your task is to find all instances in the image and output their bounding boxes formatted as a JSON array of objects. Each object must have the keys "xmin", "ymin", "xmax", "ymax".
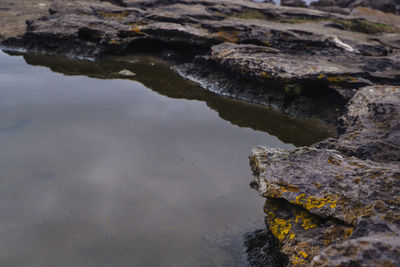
[{"xmin": 1, "ymin": 0, "xmax": 400, "ymax": 266}]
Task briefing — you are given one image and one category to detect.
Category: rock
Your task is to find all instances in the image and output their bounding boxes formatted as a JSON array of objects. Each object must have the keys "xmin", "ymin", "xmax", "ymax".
[
  {"xmin": 311, "ymin": 235, "xmax": 400, "ymax": 266},
  {"xmin": 1, "ymin": 1, "xmax": 400, "ymax": 266},
  {"xmin": 244, "ymin": 229, "xmax": 288, "ymax": 266},
  {"xmin": 281, "ymin": 0, "xmax": 307, "ymax": 8},
  {"xmin": 319, "ymin": 85, "xmax": 400, "ymax": 163},
  {"xmin": 0, "ymin": 0, "xmax": 51, "ymax": 42},
  {"xmin": 2, "ymin": 0, "xmax": 399, "ymax": 122},
  {"xmin": 311, "ymin": 0, "xmax": 400, "ymax": 15},
  {"xmin": 118, "ymin": 69, "xmax": 136, "ymax": 76},
  {"xmin": 249, "ymin": 84, "xmax": 400, "ymax": 266},
  {"xmin": 249, "ymin": 145, "xmax": 400, "ymax": 266}
]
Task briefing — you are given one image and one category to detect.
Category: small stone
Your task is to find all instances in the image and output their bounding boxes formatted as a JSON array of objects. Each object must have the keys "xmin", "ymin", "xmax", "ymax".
[{"xmin": 118, "ymin": 69, "xmax": 136, "ymax": 77}]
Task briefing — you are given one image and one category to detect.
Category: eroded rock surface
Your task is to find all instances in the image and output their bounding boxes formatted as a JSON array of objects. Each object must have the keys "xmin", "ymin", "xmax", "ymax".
[
  {"xmin": 319, "ymin": 85, "xmax": 400, "ymax": 163},
  {"xmin": 250, "ymin": 85, "xmax": 400, "ymax": 266},
  {"xmin": 311, "ymin": 0, "xmax": 400, "ymax": 16}
]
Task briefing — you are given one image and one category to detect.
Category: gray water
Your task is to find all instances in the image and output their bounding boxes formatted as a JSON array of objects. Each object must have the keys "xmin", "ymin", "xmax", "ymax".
[{"xmin": 0, "ymin": 50, "xmax": 333, "ymax": 266}]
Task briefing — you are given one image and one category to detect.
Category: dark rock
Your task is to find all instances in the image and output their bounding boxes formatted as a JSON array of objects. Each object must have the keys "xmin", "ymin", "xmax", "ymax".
[
  {"xmin": 244, "ymin": 229, "xmax": 289, "ymax": 267},
  {"xmin": 281, "ymin": 0, "xmax": 307, "ymax": 8},
  {"xmin": 327, "ymin": 85, "xmax": 400, "ymax": 163},
  {"xmin": 311, "ymin": 0, "xmax": 400, "ymax": 15}
]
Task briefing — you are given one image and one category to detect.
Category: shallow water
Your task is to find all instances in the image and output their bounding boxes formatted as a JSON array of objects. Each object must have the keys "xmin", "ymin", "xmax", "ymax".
[{"xmin": 0, "ymin": 50, "xmax": 333, "ymax": 266}]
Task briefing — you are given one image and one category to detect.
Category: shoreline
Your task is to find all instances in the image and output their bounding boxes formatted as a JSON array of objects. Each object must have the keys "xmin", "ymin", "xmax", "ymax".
[{"xmin": 1, "ymin": 0, "xmax": 399, "ymax": 266}]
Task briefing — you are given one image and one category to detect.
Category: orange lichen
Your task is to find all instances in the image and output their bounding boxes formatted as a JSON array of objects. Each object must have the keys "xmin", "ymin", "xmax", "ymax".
[
  {"xmin": 216, "ymin": 30, "xmax": 239, "ymax": 43},
  {"xmin": 327, "ymin": 155, "xmax": 342, "ymax": 166},
  {"xmin": 131, "ymin": 27, "xmax": 141, "ymax": 34}
]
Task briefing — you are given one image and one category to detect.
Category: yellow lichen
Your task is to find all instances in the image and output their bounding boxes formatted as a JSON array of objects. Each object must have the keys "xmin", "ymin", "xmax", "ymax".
[
  {"xmin": 301, "ymin": 217, "xmax": 318, "ymax": 230},
  {"xmin": 97, "ymin": 11, "xmax": 129, "ymax": 18},
  {"xmin": 291, "ymin": 251, "xmax": 309, "ymax": 266},
  {"xmin": 299, "ymin": 251, "xmax": 308, "ymax": 258},
  {"xmin": 216, "ymin": 30, "xmax": 239, "ymax": 43},
  {"xmin": 279, "ymin": 184, "xmax": 300, "ymax": 193},
  {"xmin": 292, "ymin": 193, "xmax": 339, "ymax": 210},
  {"xmin": 267, "ymin": 214, "xmax": 292, "ymax": 240},
  {"xmin": 312, "ymin": 182, "xmax": 322, "ymax": 189},
  {"xmin": 344, "ymin": 228, "xmax": 353, "ymax": 239},
  {"xmin": 294, "ymin": 210, "xmax": 319, "ymax": 230},
  {"xmin": 327, "ymin": 155, "xmax": 342, "ymax": 166},
  {"xmin": 131, "ymin": 27, "xmax": 141, "ymax": 34},
  {"xmin": 291, "ymin": 256, "xmax": 306, "ymax": 266},
  {"xmin": 108, "ymin": 39, "xmax": 120, "ymax": 45}
]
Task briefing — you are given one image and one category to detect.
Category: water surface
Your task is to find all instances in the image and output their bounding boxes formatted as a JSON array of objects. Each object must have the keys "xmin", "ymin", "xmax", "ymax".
[{"xmin": 0, "ymin": 50, "xmax": 333, "ymax": 266}]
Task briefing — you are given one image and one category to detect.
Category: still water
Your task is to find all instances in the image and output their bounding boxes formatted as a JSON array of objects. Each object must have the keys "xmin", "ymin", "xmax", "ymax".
[{"xmin": 0, "ymin": 50, "xmax": 333, "ymax": 266}]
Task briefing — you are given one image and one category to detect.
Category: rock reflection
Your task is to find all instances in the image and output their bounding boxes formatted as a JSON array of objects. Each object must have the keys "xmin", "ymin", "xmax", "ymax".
[{"xmin": 16, "ymin": 51, "xmax": 336, "ymax": 147}]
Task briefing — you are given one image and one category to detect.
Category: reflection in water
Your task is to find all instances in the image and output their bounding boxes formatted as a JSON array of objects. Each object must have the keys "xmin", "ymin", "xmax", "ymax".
[
  {"xmin": 0, "ymin": 50, "xmax": 333, "ymax": 266},
  {"xmin": 21, "ymin": 52, "xmax": 336, "ymax": 147}
]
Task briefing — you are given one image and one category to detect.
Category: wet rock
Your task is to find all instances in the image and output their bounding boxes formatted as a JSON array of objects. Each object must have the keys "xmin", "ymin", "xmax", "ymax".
[
  {"xmin": 249, "ymin": 145, "xmax": 400, "ymax": 266},
  {"xmin": 174, "ymin": 57, "xmax": 346, "ymax": 122},
  {"xmin": 244, "ymin": 229, "xmax": 288, "ymax": 266}
]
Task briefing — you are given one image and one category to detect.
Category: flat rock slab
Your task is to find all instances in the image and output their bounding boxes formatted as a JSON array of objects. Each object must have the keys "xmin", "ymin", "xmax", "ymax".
[
  {"xmin": 250, "ymin": 145, "xmax": 400, "ymax": 266},
  {"xmin": 0, "ymin": 0, "xmax": 51, "ymax": 41}
]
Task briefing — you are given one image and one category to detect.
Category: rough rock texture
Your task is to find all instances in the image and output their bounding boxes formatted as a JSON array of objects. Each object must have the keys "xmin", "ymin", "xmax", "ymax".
[
  {"xmin": 281, "ymin": 0, "xmax": 307, "ymax": 8},
  {"xmin": 250, "ymin": 85, "xmax": 400, "ymax": 266},
  {"xmin": 311, "ymin": 0, "xmax": 400, "ymax": 16},
  {"xmin": 0, "ymin": 0, "xmax": 51, "ymax": 42},
  {"xmin": 319, "ymin": 85, "xmax": 400, "ymax": 163}
]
